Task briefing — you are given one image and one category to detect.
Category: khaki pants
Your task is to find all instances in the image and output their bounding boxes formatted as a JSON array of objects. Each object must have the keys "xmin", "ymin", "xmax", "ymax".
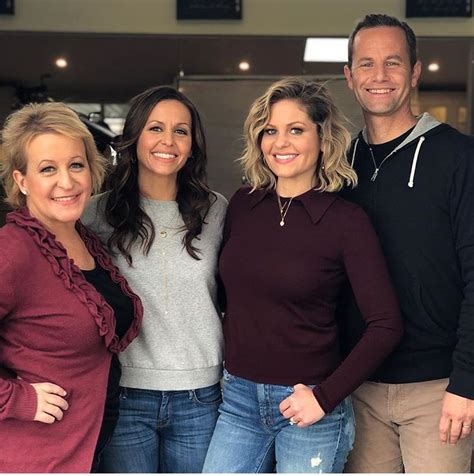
[{"xmin": 345, "ymin": 379, "xmax": 472, "ymax": 473}]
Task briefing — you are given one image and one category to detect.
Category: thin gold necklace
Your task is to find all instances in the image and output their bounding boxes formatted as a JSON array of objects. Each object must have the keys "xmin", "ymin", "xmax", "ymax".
[
  {"xmin": 158, "ymin": 209, "xmax": 180, "ymax": 238},
  {"xmin": 277, "ymin": 194, "xmax": 294, "ymax": 227}
]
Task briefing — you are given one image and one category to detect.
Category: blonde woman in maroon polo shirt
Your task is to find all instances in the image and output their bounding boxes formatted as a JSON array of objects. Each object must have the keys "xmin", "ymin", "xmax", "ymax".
[
  {"xmin": 0, "ymin": 103, "xmax": 142, "ymax": 472},
  {"xmin": 203, "ymin": 77, "xmax": 403, "ymax": 473}
]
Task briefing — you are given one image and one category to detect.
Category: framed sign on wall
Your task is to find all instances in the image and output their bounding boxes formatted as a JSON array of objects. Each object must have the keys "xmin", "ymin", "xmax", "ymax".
[
  {"xmin": 177, "ymin": 0, "xmax": 242, "ymax": 20},
  {"xmin": 406, "ymin": 0, "xmax": 472, "ymax": 17},
  {"xmin": 0, "ymin": 0, "xmax": 14, "ymax": 15}
]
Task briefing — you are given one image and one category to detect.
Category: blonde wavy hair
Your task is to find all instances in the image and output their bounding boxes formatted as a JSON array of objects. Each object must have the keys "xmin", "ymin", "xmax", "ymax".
[
  {"xmin": 240, "ymin": 77, "xmax": 357, "ymax": 192},
  {"xmin": 0, "ymin": 102, "xmax": 106, "ymax": 208}
]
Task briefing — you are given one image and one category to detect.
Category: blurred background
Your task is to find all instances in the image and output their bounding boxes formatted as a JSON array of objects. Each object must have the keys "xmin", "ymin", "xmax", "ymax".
[{"xmin": 0, "ymin": 0, "xmax": 472, "ymax": 216}]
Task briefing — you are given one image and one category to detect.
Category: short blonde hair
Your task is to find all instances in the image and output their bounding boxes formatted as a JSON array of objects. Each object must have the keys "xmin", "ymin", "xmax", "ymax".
[
  {"xmin": 240, "ymin": 77, "xmax": 357, "ymax": 192},
  {"xmin": 0, "ymin": 102, "xmax": 106, "ymax": 208}
]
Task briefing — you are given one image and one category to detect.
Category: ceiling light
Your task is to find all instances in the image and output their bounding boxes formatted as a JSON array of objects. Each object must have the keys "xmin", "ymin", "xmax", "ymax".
[
  {"xmin": 55, "ymin": 57, "xmax": 68, "ymax": 68},
  {"xmin": 239, "ymin": 61, "xmax": 250, "ymax": 71},
  {"xmin": 428, "ymin": 62, "xmax": 439, "ymax": 72},
  {"xmin": 304, "ymin": 38, "xmax": 348, "ymax": 62}
]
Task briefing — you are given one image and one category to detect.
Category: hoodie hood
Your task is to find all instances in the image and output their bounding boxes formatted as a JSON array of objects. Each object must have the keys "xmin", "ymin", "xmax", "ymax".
[
  {"xmin": 361, "ymin": 112, "xmax": 442, "ymax": 151},
  {"xmin": 352, "ymin": 113, "xmax": 444, "ymax": 188}
]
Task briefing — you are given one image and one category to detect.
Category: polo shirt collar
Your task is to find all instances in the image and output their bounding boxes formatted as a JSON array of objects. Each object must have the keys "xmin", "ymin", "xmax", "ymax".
[{"xmin": 248, "ymin": 187, "xmax": 337, "ymax": 224}]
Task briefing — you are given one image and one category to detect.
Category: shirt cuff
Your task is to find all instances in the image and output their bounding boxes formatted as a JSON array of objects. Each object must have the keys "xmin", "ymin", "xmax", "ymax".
[
  {"xmin": 447, "ymin": 367, "xmax": 474, "ymax": 400},
  {"xmin": 6, "ymin": 380, "xmax": 38, "ymax": 421}
]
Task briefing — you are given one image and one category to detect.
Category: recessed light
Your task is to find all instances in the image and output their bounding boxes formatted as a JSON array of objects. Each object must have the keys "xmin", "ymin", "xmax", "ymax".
[
  {"xmin": 428, "ymin": 62, "xmax": 439, "ymax": 72},
  {"xmin": 304, "ymin": 38, "xmax": 348, "ymax": 62},
  {"xmin": 55, "ymin": 57, "xmax": 68, "ymax": 68},
  {"xmin": 239, "ymin": 61, "xmax": 250, "ymax": 71}
]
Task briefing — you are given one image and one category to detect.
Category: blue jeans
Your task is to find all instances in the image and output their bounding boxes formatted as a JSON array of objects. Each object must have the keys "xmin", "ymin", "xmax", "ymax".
[
  {"xmin": 99, "ymin": 384, "xmax": 221, "ymax": 473},
  {"xmin": 203, "ymin": 370, "xmax": 355, "ymax": 473}
]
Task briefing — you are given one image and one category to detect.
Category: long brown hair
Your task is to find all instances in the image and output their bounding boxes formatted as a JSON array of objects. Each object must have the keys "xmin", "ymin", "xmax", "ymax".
[{"xmin": 104, "ymin": 86, "xmax": 215, "ymax": 264}]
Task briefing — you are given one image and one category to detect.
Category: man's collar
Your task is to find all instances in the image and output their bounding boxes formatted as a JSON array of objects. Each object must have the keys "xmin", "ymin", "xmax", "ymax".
[{"xmin": 248, "ymin": 188, "xmax": 337, "ymax": 225}]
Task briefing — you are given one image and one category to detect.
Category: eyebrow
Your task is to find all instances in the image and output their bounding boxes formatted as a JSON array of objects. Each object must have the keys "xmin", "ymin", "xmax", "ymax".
[
  {"xmin": 147, "ymin": 120, "xmax": 191, "ymax": 127},
  {"xmin": 37, "ymin": 156, "xmax": 85, "ymax": 166},
  {"xmin": 356, "ymin": 54, "xmax": 404, "ymax": 63},
  {"xmin": 266, "ymin": 121, "xmax": 307, "ymax": 127}
]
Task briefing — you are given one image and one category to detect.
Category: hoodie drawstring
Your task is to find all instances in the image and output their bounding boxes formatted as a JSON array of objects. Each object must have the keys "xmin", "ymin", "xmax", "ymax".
[
  {"xmin": 351, "ymin": 138, "xmax": 359, "ymax": 167},
  {"xmin": 408, "ymin": 136, "xmax": 425, "ymax": 188}
]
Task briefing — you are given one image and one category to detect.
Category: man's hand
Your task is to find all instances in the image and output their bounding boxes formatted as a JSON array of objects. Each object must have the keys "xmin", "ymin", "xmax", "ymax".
[
  {"xmin": 279, "ymin": 384, "xmax": 326, "ymax": 428},
  {"xmin": 439, "ymin": 392, "xmax": 474, "ymax": 444},
  {"xmin": 31, "ymin": 383, "xmax": 69, "ymax": 424}
]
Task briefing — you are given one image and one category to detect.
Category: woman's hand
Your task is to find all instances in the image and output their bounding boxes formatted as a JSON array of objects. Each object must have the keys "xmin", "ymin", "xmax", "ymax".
[
  {"xmin": 279, "ymin": 383, "xmax": 326, "ymax": 428},
  {"xmin": 31, "ymin": 383, "xmax": 69, "ymax": 424}
]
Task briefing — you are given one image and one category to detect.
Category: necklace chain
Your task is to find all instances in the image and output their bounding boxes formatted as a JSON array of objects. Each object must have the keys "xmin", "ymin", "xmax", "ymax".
[
  {"xmin": 277, "ymin": 194, "xmax": 294, "ymax": 227},
  {"xmin": 158, "ymin": 210, "xmax": 180, "ymax": 238},
  {"xmin": 368, "ymin": 147, "xmax": 392, "ymax": 182}
]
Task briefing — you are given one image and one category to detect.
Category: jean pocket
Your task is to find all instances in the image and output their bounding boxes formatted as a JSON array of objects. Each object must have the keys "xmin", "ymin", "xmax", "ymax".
[{"xmin": 192, "ymin": 383, "xmax": 222, "ymax": 405}]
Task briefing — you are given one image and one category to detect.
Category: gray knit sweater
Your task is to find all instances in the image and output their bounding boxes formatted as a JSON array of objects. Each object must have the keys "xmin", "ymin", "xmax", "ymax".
[{"xmin": 82, "ymin": 192, "xmax": 227, "ymax": 390}]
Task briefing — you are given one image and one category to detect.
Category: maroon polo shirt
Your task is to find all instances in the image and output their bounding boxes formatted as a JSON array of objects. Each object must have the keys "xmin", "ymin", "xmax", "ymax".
[{"xmin": 220, "ymin": 186, "xmax": 402, "ymax": 413}]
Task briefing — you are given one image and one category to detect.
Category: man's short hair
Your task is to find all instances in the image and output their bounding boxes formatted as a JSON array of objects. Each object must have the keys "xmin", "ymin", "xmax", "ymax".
[{"xmin": 347, "ymin": 13, "xmax": 418, "ymax": 69}]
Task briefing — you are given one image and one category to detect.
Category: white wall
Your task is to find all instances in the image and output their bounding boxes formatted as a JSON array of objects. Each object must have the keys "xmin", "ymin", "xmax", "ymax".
[{"xmin": 0, "ymin": 0, "xmax": 472, "ymax": 37}]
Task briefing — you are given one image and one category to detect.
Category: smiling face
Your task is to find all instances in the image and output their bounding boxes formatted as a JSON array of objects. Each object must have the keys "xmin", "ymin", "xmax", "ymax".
[
  {"xmin": 12, "ymin": 133, "xmax": 92, "ymax": 232},
  {"xmin": 261, "ymin": 99, "xmax": 321, "ymax": 195},
  {"xmin": 344, "ymin": 26, "xmax": 421, "ymax": 121},
  {"xmin": 136, "ymin": 99, "xmax": 192, "ymax": 189}
]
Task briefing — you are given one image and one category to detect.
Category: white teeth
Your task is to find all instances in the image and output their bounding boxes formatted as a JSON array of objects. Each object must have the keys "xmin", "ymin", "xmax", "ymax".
[
  {"xmin": 275, "ymin": 154, "xmax": 297, "ymax": 160},
  {"xmin": 368, "ymin": 89, "xmax": 393, "ymax": 94},
  {"xmin": 53, "ymin": 195, "xmax": 78, "ymax": 202},
  {"xmin": 152, "ymin": 152, "xmax": 177, "ymax": 159}
]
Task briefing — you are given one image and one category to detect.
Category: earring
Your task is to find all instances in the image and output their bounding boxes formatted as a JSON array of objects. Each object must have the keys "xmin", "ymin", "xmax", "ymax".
[
  {"xmin": 319, "ymin": 150, "xmax": 325, "ymax": 171},
  {"xmin": 21, "ymin": 189, "xmax": 28, "ymax": 196}
]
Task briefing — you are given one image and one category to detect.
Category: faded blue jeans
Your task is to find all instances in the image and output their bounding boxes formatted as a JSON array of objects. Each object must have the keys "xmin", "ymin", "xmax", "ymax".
[
  {"xmin": 98, "ymin": 384, "xmax": 221, "ymax": 473},
  {"xmin": 203, "ymin": 369, "xmax": 355, "ymax": 473}
]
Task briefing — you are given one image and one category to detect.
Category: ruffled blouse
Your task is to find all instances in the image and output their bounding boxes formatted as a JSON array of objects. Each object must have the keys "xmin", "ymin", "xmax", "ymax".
[
  {"xmin": 7, "ymin": 208, "xmax": 143, "ymax": 352},
  {"xmin": 0, "ymin": 208, "xmax": 143, "ymax": 472}
]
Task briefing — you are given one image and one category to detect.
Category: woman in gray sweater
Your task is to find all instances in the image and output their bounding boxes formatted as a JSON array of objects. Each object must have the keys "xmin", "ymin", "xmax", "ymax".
[{"xmin": 83, "ymin": 86, "xmax": 227, "ymax": 473}]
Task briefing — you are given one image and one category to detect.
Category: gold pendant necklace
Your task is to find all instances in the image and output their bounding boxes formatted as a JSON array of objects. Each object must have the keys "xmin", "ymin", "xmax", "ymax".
[
  {"xmin": 158, "ymin": 210, "xmax": 180, "ymax": 238},
  {"xmin": 277, "ymin": 194, "xmax": 294, "ymax": 227}
]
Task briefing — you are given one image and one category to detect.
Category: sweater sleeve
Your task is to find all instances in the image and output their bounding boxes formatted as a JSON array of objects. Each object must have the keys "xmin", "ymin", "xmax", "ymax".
[
  {"xmin": 222, "ymin": 189, "xmax": 242, "ymax": 249},
  {"xmin": 217, "ymin": 191, "xmax": 239, "ymax": 313},
  {"xmin": 446, "ymin": 141, "xmax": 474, "ymax": 399},
  {"xmin": 0, "ymin": 250, "xmax": 38, "ymax": 421},
  {"xmin": 314, "ymin": 206, "xmax": 403, "ymax": 413}
]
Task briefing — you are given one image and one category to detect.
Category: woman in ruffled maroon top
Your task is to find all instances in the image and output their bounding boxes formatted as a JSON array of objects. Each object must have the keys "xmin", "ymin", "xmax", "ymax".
[{"xmin": 0, "ymin": 102, "xmax": 143, "ymax": 472}]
